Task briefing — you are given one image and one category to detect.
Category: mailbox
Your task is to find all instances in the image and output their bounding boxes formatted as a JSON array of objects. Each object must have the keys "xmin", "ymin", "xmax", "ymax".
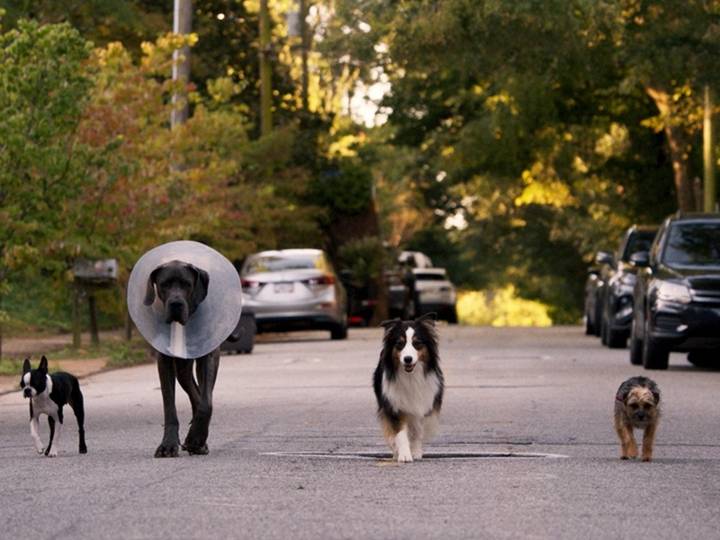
[{"xmin": 72, "ymin": 259, "xmax": 118, "ymax": 285}]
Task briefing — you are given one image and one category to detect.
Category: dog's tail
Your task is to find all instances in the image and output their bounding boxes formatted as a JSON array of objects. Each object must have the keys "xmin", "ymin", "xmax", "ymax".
[{"xmin": 69, "ymin": 377, "xmax": 88, "ymax": 454}]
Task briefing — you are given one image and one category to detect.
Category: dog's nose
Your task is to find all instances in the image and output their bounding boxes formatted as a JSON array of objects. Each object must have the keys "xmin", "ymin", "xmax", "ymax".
[
  {"xmin": 23, "ymin": 388, "xmax": 31, "ymax": 398},
  {"xmin": 403, "ymin": 356, "xmax": 413, "ymax": 365}
]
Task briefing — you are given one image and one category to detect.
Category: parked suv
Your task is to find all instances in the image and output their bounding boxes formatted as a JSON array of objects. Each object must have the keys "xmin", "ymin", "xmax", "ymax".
[
  {"xmin": 629, "ymin": 213, "xmax": 720, "ymax": 369},
  {"xmin": 600, "ymin": 225, "xmax": 658, "ymax": 348}
]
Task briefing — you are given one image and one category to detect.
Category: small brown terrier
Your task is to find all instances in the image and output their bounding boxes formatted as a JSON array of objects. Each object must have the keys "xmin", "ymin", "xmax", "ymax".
[{"xmin": 614, "ymin": 376, "xmax": 661, "ymax": 462}]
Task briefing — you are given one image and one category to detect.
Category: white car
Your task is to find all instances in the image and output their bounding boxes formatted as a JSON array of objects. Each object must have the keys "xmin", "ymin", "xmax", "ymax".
[
  {"xmin": 410, "ymin": 268, "xmax": 458, "ymax": 323},
  {"xmin": 240, "ymin": 249, "xmax": 348, "ymax": 339}
]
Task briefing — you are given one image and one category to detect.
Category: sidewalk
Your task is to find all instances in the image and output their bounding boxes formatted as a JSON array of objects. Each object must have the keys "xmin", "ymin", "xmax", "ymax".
[{"xmin": 0, "ymin": 330, "xmax": 122, "ymax": 395}]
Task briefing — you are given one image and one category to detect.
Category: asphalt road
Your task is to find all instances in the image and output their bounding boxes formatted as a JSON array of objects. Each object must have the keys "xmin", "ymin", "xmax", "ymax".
[{"xmin": 1, "ymin": 326, "xmax": 719, "ymax": 540}]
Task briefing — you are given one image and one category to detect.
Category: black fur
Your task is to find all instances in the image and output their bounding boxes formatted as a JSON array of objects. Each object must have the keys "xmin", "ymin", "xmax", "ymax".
[
  {"xmin": 143, "ymin": 261, "xmax": 209, "ymax": 325},
  {"xmin": 373, "ymin": 312, "xmax": 444, "ymax": 419},
  {"xmin": 144, "ymin": 260, "xmax": 218, "ymax": 458},
  {"xmin": 20, "ymin": 356, "xmax": 87, "ymax": 455},
  {"xmin": 616, "ymin": 376, "xmax": 661, "ymax": 404}
]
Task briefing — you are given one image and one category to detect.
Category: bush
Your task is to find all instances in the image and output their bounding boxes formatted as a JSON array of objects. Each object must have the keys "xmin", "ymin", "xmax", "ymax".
[{"xmin": 457, "ymin": 286, "xmax": 552, "ymax": 327}]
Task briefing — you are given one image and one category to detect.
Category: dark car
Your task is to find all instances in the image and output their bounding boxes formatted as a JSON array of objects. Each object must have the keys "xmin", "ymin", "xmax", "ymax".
[
  {"xmin": 584, "ymin": 250, "xmax": 613, "ymax": 335},
  {"xmin": 599, "ymin": 225, "xmax": 658, "ymax": 348},
  {"xmin": 629, "ymin": 213, "xmax": 720, "ymax": 369}
]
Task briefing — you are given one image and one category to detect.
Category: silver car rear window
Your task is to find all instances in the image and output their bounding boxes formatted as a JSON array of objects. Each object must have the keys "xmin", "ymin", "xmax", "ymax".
[{"xmin": 245, "ymin": 255, "xmax": 322, "ymax": 274}]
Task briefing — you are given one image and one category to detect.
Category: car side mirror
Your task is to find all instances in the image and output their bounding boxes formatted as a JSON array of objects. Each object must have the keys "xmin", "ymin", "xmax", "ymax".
[
  {"xmin": 629, "ymin": 251, "xmax": 650, "ymax": 267},
  {"xmin": 594, "ymin": 251, "xmax": 614, "ymax": 265}
]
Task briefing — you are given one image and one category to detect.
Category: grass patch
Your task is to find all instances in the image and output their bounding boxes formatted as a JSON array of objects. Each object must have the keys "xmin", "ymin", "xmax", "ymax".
[
  {"xmin": 106, "ymin": 340, "xmax": 152, "ymax": 368},
  {"xmin": 2, "ymin": 269, "xmax": 124, "ymax": 337},
  {"xmin": 45, "ymin": 338, "xmax": 152, "ymax": 369},
  {"xmin": 0, "ymin": 358, "xmax": 23, "ymax": 376}
]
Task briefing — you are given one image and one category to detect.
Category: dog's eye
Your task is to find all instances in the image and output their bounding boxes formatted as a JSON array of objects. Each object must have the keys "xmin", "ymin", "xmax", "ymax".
[
  {"xmin": 412, "ymin": 340, "xmax": 424, "ymax": 349},
  {"xmin": 643, "ymin": 404, "xmax": 651, "ymax": 410},
  {"xmin": 630, "ymin": 403, "xmax": 639, "ymax": 409},
  {"xmin": 395, "ymin": 341, "xmax": 405, "ymax": 350}
]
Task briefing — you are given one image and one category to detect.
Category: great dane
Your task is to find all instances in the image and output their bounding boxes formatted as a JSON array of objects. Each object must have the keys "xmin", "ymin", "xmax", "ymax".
[{"xmin": 143, "ymin": 260, "xmax": 219, "ymax": 457}]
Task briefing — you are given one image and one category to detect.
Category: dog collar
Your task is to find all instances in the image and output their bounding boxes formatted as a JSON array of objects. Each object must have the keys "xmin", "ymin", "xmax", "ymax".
[{"xmin": 127, "ymin": 241, "xmax": 243, "ymax": 358}]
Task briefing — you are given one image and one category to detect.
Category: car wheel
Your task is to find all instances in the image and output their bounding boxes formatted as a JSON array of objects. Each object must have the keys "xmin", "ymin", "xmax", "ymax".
[
  {"xmin": 330, "ymin": 323, "xmax": 348, "ymax": 340},
  {"xmin": 593, "ymin": 300, "xmax": 602, "ymax": 337},
  {"xmin": 600, "ymin": 316, "xmax": 609, "ymax": 346},
  {"xmin": 584, "ymin": 307, "xmax": 596, "ymax": 335},
  {"xmin": 606, "ymin": 327, "xmax": 628, "ymax": 349},
  {"xmin": 447, "ymin": 307, "xmax": 458, "ymax": 324},
  {"xmin": 642, "ymin": 318, "xmax": 669, "ymax": 370},
  {"xmin": 629, "ymin": 317, "xmax": 643, "ymax": 365},
  {"xmin": 687, "ymin": 351, "xmax": 719, "ymax": 369}
]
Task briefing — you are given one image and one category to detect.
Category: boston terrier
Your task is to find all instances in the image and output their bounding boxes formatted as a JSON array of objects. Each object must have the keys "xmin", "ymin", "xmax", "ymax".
[{"xmin": 20, "ymin": 356, "xmax": 87, "ymax": 457}]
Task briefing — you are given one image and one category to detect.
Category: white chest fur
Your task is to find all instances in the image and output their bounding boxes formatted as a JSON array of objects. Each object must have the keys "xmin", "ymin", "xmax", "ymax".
[
  {"xmin": 382, "ymin": 369, "xmax": 440, "ymax": 418},
  {"xmin": 31, "ymin": 377, "xmax": 58, "ymax": 418}
]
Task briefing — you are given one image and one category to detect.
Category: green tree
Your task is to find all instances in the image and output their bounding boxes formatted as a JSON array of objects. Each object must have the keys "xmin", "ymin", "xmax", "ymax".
[
  {"xmin": 589, "ymin": 0, "xmax": 720, "ymax": 211},
  {"xmin": 0, "ymin": 20, "xmax": 94, "ymax": 354},
  {"xmin": 321, "ymin": 0, "xmax": 686, "ymax": 320}
]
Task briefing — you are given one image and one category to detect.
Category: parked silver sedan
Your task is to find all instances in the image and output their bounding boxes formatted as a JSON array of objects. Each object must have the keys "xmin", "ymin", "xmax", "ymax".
[{"xmin": 240, "ymin": 249, "xmax": 348, "ymax": 339}]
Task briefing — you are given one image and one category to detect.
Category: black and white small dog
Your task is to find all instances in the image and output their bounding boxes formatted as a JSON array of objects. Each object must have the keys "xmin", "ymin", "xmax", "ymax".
[
  {"xmin": 373, "ymin": 313, "xmax": 444, "ymax": 463},
  {"xmin": 20, "ymin": 356, "xmax": 87, "ymax": 457}
]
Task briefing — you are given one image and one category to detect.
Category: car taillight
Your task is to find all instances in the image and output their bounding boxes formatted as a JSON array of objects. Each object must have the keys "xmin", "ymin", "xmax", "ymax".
[
  {"xmin": 241, "ymin": 279, "xmax": 262, "ymax": 289},
  {"xmin": 304, "ymin": 275, "xmax": 335, "ymax": 287}
]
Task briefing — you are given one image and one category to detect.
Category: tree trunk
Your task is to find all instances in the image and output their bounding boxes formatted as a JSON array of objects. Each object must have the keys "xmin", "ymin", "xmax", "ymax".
[{"xmin": 645, "ymin": 86, "xmax": 697, "ymax": 212}]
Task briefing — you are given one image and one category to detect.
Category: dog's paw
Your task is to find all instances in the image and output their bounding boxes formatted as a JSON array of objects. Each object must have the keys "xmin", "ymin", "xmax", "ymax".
[
  {"xmin": 641, "ymin": 456, "xmax": 652, "ymax": 462},
  {"xmin": 154, "ymin": 443, "xmax": 179, "ymax": 458},
  {"xmin": 185, "ymin": 443, "xmax": 209, "ymax": 456},
  {"xmin": 396, "ymin": 449, "xmax": 413, "ymax": 463},
  {"xmin": 45, "ymin": 448, "xmax": 58, "ymax": 458},
  {"xmin": 36, "ymin": 446, "xmax": 44, "ymax": 455},
  {"xmin": 79, "ymin": 445, "xmax": 88, "ymax": 454},
  {"xmin": 411, "ymin": 451, "xmax": 423, "ymax": 461}
]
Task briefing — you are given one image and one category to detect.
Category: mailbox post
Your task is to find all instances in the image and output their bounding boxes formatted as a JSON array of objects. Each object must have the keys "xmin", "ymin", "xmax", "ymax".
[{"xmin": 71, "ymin": 259, "xmax": 118, "ymax": 347}]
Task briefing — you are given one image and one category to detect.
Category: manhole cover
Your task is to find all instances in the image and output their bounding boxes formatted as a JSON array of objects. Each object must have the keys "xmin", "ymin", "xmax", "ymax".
[{"xmin": 261, "ymin": 451, "xmax": 568, "ymax": 460}]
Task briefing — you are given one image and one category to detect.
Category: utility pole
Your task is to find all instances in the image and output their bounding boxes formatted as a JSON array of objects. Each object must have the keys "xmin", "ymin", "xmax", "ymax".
[
  {"xmin": 299, "ymin": 0, "xmax": 309, "ymax": 113},
  {"xmin": 259, "ymin": 0, "xmax": 273, "ymax": 136},
  {"xmin": 704, "ymin": 85, "xmax": 717, "ymax": 212},
  {"xmin": 703, "ymin": 84, "xmax": 717, "ymax": 212},
  {"xmin": 171, "ymin": 0, "xmax": 192, "ymax": 129}
]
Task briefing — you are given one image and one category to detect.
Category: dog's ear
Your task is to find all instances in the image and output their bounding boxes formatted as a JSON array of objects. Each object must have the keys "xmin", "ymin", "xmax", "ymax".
[
  {"xmin": 22, "ymin": 358, "xmax": 31, "ymax": 375},
  {"xmin": 189, "ymin": 264, "xmax": 210, "ymax": 308},
  {"xmin": 415, "ymin": 312, "xmax": 437, "ymax": 326},
  {"xmin": 39, "ymin": 356, "xmax": 48, "ymax": 373},
  {"xmin": 651, "ymin": 388, "xmax": 660, "ymax": 405},
  {"xmin": 143, "ymin": 267, "xmax": 162, "ymax": 306},
  {"xmin": 380, "ymin": 318, "xmax": 401, "ymax": 330}
]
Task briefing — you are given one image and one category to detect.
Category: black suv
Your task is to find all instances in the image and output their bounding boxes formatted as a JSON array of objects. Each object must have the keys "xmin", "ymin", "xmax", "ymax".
[
  {"xmin": 600, "ymin": 225, "xmax": 658, "ymax": 348},
  {"xmin": 630, "ymin": 213, "xmax": 720, "ymax": 369}
]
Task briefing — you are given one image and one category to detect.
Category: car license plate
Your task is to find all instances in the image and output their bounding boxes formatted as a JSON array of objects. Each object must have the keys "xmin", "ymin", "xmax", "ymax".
[{"xmin": 274, "ymin": 282, "xmax": 294, "ymax": 293}]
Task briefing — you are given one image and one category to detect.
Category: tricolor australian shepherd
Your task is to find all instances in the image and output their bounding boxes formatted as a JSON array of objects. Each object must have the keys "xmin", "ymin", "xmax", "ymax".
[{"xmin": 373, "ymin": 313, "xmax": 444, "ymax": 463}]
